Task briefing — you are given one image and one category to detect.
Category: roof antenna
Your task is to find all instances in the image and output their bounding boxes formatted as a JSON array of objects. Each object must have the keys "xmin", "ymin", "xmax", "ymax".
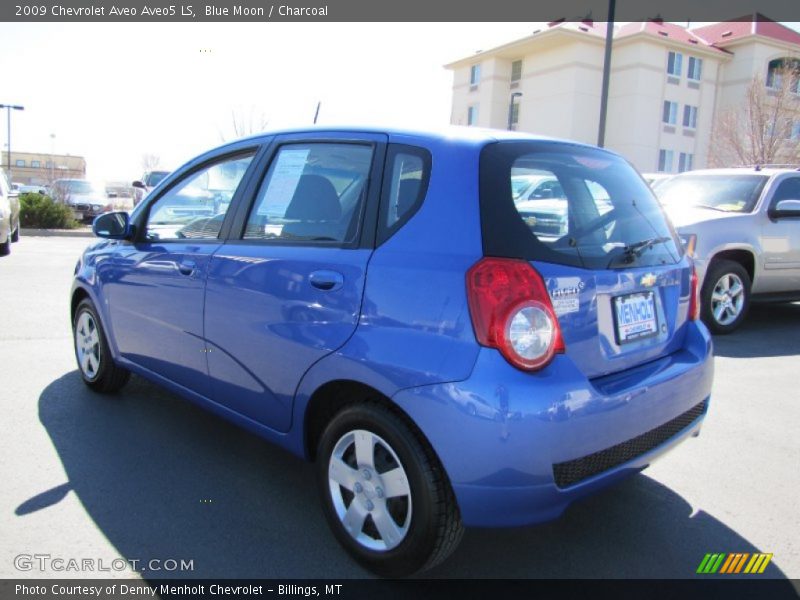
[{"xmin": 313, "ymin": 101, "xmax": 321, "ymax": 124}]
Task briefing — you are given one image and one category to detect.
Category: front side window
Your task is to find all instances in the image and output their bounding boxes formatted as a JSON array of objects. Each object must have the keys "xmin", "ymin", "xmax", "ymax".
[
  {"xmin": 688, "ymin": 56, "xmax": 703, "ymax": 81},
  {"xmin": 667, "ymin": 51, "xmax": 683, "ymax": 77},
  {"xmin": 470, "ymin": 64, "xmax": 481, "ymax": 86},
  {"xmin": 771, "ymin": 177, "xmax": 800, "ymax": 204},
  {"xmin": 145, "ymin": 153, "xmax": 254, "ymax": 241},
  {"xmin": 663, "ymin": 101, "xmax": 678, "ymax": 125},
  {"xmin": 244, "ymin": 143, "xmax": 373, "ymax": 244},
  {"xmin": 480, "ymin": 143, "xmax": 681, "ymax": 270},
  {"xmin": 657, "ymin": 174, "xmax": 768, "ymax": 213}
]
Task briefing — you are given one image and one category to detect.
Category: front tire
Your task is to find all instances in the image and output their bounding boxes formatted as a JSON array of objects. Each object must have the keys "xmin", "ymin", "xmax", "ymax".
[
  {"xmin": 73, "ymin": 298, "xmax": 130, "ymax": 393},
  {"xmin": 0, "ymin": 234, "xmax": 10, "ymax": 256},
  {"xmin": 316, "ymin": 403, "xmax": 463, "ymax": 577},
  {"xmin": 701, "ymin": 259, "xmax": 751, "ymax": 334},
  {"xmin": 10, "ymin": 225, "xmax": 19, "ymax": 242}
]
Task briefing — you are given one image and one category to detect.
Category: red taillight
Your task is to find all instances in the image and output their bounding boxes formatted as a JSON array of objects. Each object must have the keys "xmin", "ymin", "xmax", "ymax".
[
  {"xmin": 689, "ymin": 265, "xmax": 700, "ymax": 321},
  {"xmin": 466, "ymin": 257, "xmax": 565, "ymax": 371}
]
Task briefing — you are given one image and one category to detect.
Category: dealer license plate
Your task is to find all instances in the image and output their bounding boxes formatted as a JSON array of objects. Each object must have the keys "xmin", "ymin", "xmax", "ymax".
[{"xmin": 613, "ymin": 291, "xmax": 658, "ymax": 344}]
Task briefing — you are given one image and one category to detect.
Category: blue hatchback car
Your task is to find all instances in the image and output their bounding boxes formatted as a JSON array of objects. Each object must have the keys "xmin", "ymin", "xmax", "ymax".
[{"xmin": 71, "ymin": 127, "xmax": 713, "ymax": 576}]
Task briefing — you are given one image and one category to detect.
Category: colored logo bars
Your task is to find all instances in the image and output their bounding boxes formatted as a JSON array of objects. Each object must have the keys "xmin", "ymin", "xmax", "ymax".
[{"xmin": 696, "ymin": 552, "xmax": 773, "ymax": 574}]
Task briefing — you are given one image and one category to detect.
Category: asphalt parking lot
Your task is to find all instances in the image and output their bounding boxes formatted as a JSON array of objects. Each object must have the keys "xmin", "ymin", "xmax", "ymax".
[{"xmin": 1, "ymin": 236, "xmax": 798, "ymax": 582}]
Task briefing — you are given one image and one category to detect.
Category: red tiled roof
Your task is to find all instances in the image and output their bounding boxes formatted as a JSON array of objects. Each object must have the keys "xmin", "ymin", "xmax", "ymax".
[
  {"xmin": 615, "ymin": 20, "xmax": 729, "ymax": 54},
  {"xmin": 691, "ymin": 14, "xmax": 800, "ymax": 47}
]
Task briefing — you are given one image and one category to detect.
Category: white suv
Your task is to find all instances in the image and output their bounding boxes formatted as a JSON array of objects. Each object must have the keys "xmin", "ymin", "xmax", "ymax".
[{"xmin": 657, "ymin": 167, "xmax": 800, "ymax": 333}]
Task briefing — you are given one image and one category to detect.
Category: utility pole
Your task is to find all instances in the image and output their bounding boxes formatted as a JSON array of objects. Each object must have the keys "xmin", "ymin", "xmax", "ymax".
[
  {"xmin": 597, "ymin": 0, "xmax": 615, "ymax": 147},
  {"xmin": 0, "ymin": 104, "xmax": 25, "ymax": 177}
]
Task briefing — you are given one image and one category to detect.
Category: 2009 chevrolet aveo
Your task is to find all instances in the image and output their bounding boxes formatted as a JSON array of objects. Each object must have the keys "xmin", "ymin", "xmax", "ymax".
[{"xmin": 71, "ymin": 127, "xmax": 713, "ymax": 576}]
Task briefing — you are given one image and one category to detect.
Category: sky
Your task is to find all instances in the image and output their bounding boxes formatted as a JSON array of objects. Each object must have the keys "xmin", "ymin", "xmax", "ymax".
[
  {"xmin": 1, "ymin": 21, "xmax": 798, "ymax": 182},
  {"xmin": 0, "ymin": 22, "xmax": 543, "ymax": 182}
]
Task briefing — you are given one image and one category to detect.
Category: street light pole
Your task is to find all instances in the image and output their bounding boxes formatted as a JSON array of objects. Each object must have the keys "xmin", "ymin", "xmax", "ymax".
[
  {"xmin": 0, "ymin": 104, "xmax": 25, "ymax": 178},
  {"xmin": 597, "ymin": 0, "xmax": 616, "ymax": 147},
  {"xmin": 508, "ymin": 92, "xmax": 523, "ymax": 130}
]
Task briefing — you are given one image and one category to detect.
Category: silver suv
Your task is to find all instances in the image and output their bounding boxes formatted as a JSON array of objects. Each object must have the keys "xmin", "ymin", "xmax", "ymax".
[{"xmin": 657, "ymin": 167, "xmax": 800, "ymax": 333}]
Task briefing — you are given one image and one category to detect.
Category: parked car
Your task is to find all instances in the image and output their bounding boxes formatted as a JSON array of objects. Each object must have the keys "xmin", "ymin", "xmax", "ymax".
[
  {"xmin": 132, "ymin": 170, "xmax": 171, "ymax": 206},
  {"xmin": 71, "ymin": 127, "xmax": 712, "ymax": 576},
  {"xmin": 50, "ymin": 179, "xmax": 113, "ymax": 222},
  {"xmin": 0, "ymin": 168, "xmax": 20, "ymax": 256},
  {"xmin": 18, "ymin": 184, "xmax": 48, "ymax": 195},
  {"xmin": 657, "ymin": 167, "xmax": 800, "ymax": 333}
]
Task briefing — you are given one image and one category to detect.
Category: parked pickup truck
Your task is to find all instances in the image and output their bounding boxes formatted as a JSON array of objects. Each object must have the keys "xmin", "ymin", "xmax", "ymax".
[{"xmin": 657, "ymin": 167, "xmax": 800, "ymax": 333}]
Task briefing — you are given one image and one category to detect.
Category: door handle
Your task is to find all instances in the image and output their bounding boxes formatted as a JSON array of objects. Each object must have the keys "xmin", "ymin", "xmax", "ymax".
[
  {"xmin": 178, "ymin": 260, "xmax": 197, "ymax": 276},
  {"xmin": 309, "ymin": 270, "xmax": 344, "ymax": 291}
]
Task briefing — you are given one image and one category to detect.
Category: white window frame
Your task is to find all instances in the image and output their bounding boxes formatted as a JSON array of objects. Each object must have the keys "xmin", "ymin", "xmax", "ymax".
[
  {"xmin": 667, "ymin": 51, "xmax": 683, "ymax": 77},
  {"xmin": 678, "ymin": 152, "xmax": 694, "ymax": 173},
  {"xmin": 683, "ymin": 105, "xmax": 698, "ymax": 129},
  {"xmin": 467, "ymin": 105, "xmax": 479, "ymax": 126},
  {"xmin": 470, "ymin": 64, "xmax": 481, "ymax": 86},
  {"xmin": 658, "ymin": 149, "xmax": 674, "ymax": 173},
  {"xmin": 663, "ymin": 101, "xmax": 678, "ymax": 125},
  {"xmin": 687, "ymin": 56, "xmax": 703, "ymax": 81}
]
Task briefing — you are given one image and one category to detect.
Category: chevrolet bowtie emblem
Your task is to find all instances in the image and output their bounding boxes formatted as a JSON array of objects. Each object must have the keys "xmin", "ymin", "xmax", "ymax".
[{"xmin": 640, "ymin": 273, "xmax": 658, "ymax": 287}]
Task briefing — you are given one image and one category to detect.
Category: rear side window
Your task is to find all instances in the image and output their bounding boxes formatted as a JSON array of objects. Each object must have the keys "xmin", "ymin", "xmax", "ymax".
[
  {"xmin": 245, "ymin": 143, "xmax": 373, "ymax": 244},
  {"xmin": 481, "ymin": 142, "xmax": 681, "ymax": 270},
  {"xmin": 377, "ymin": 144, "xmax": 431, "ymax": 245}
]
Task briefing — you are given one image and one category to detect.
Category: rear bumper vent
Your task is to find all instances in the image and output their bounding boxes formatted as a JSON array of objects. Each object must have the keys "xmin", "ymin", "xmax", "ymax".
[{"xmin": 553, "ymin": 400, "xmax": 707, "ymax": 488}]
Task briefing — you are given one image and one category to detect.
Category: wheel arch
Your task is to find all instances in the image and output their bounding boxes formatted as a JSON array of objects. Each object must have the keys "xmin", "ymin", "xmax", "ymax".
[{"xmin": 707, "ymin": 248, "xmax": 756, "ymax": 285}]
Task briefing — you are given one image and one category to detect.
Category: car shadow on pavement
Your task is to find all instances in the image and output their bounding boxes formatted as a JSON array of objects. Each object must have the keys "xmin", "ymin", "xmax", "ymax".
[
  {"xmin": 712, "ymin": 302, "xmax": 800, "ymax": 359},
  {"xmin": 32, "ymin": 371, "xmax": 791, "ymax": 581}
]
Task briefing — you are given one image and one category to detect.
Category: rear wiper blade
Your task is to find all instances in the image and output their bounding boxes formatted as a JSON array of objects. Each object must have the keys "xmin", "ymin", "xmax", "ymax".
[{"xmin": 608, "ymin": 236, "xmax": 671, "ymax": 267}]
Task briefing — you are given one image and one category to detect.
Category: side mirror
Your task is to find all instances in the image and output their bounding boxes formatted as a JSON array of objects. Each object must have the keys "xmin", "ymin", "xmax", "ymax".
[
  {"xmin": 132, "ymin": 180, "xmax": 146, "ymax": 189},
  {"xmin": 769, "ymin": 199, "xmax": 800, "ymax": 219},
  {"xmin": 93, "ymin": 211, "xmax": 131, "ymax": 239}
]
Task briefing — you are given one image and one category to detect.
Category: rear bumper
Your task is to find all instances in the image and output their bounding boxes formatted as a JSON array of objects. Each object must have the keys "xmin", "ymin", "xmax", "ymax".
[{"xmin": 392, "ymin": 321, "xmax": 713, "ymax": 527}]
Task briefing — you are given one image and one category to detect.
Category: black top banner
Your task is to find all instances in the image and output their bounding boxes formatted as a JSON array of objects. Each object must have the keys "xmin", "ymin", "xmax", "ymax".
[{"xmin": 1, "ymin": 0, "xmax": 799, "ymax": 22}]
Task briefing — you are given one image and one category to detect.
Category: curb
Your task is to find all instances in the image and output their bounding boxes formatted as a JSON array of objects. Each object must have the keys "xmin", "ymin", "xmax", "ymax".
[{"xmin": 21, "ymin": 228, "xmax": 94, "ymax": 238}]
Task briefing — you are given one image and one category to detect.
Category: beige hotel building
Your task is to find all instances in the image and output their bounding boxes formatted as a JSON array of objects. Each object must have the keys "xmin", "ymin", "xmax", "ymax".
[{"xmin": 446, "ymin": 16, "xmax": 800, "ymax": 173}]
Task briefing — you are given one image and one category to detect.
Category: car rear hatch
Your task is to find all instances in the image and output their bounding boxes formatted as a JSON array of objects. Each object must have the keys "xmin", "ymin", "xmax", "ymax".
[{"xmin": 479, "ymin": 140, "xmax": 689, "ymax": 379}]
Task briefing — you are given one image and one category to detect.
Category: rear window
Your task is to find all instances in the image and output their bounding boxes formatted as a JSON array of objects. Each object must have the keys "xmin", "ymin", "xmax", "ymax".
[
  {"xmin": 656, "ymin": 174, "xmax": 768, "ymax": 213},
  {"xmin": 480, "ymin": 142, "xmax": 681, "ymax": 270}
]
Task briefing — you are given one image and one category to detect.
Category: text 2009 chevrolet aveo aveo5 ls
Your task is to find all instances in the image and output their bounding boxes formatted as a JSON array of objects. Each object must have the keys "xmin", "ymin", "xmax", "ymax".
[{"xmin": 71, "ymin": 127, "xmax": 713, "ymax": 576}]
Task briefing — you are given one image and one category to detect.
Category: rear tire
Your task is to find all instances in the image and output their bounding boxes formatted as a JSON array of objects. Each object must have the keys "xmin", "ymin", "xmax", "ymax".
[
  {"xmin": 316, "ymin": 402, "xmax": 463, "ymax": 577},
  {"xmin": 10, "ymin": 225, "xmax": 19, "ymax": 243},
  {"xmin": 0, "ymin": 235, "xmax": 10, "ymax": 256},
  {"xmin": 73, "ymin": 298, "xmax": 130, "ymax": 393},
  {"xmin": 701, "ymin": 259, "xmax": 751, "ymax": 334}
]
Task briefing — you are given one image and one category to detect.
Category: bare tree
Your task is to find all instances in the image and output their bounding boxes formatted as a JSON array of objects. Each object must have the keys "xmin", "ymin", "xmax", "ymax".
[
  {"xmin": 710, "ymin": 66, "xmax": 800, "ymax": 167},
  {"xmin": 141, "ymin": 153, "xmax": 162, "ymax": 171},
  {"xmin": 219, "ymin": 106, "xmax": 270, "ymax": 142}
]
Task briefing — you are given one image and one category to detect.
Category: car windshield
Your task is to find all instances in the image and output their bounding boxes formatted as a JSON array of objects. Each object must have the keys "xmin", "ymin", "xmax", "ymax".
[
  {"xmin": 145, "ymin": 171, "xmax": 169, "ymax": 187},
  {"xmin": 656, "ymin": 174, "xmax": 768, "ymax": 213},
  {"xmin": 66, "ymin": 180, "xmax": 105, "ymax": 194},
  {"xmin": 481, "ymin": 142, "xmax": 681, "ymax": 270}
]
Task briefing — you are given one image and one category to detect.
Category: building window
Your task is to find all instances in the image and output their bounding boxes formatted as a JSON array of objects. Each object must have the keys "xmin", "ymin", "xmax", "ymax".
[
  {"xmin": 511, "ymin": 60, "xmax": 522, "ymax": 82},
  {"xmin": 31, "ymin": 160, "xmax": 41, "ymax": 168},
  {"xmin": 687, "ymin": 57, "xmax": 703, "ymax": 81},
  {"xmin": 15, "ymin": 159, "xmax": 25, "ymax": 167},
  {"xmin": 658, "ymin": 149, "xmax": 674, "ymax": 172},
  {"xmin": 667, "ymin": 51, "xmax": 683, "ymax": 77},
  {"xmin": 766, "ymin": 58, "xmax": 800, "ymax": 92},
  {"xmin": 470, "ymin": 64, "xmax": 481, "ymax": 86},
  {"xmin": 45, "ymin": 161, "xmax": 53, "ymax": 168},
  {"xmin": 683, "ymin": 105, "xmax": 698, "ymax": 129},
  {"xmin": 678, "ymin": 153, "xmax": 694, "ymax": 173},
  {"xmin": 510, "ymin": 102, "xmax": 520, "ymax": 127},
  {"xmin": 662, "ymin": 101, "xmax": 678, "ymax": 125},
  {"xmin": 467, "ymin": 105, "xmax": 479, "ymax": 126}
]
